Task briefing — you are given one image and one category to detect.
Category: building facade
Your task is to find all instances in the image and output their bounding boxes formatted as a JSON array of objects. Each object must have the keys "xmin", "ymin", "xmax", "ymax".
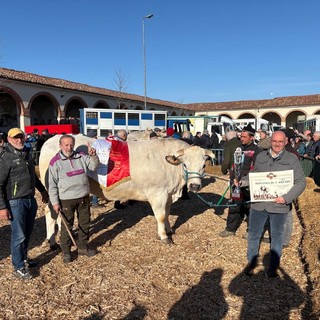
[{"xmin": 1, "ymin": 67, "xmax": 320, "ymax": 133}]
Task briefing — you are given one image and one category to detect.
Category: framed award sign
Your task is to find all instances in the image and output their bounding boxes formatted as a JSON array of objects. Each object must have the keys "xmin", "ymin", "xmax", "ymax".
[{"xmin": 249, "ymin": 170, "xmax": 294, "ymax": 202}]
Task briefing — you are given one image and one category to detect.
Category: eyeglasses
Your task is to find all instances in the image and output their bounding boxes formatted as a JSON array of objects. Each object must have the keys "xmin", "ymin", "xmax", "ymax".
[{"xmin": 12, "ymin": 135, "xmax": 25, "ymax": 140}]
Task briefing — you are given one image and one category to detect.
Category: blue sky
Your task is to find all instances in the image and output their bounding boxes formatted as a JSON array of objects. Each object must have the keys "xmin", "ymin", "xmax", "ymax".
[{"xmin": 1, "ymin": 1, "xmax": 320, "ymax": 103}]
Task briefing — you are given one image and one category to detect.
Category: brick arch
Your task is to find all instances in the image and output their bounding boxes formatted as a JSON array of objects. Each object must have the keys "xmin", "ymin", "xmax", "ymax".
[
  {"xmin": 259, "ymin": 110, "xmax": 282, "ymax": 124},
  {"xmin": 0, "ymin": 85, "xmax": 24, "ymax": 129},
  {"xmin": 93, "ymin": 100, "xmax": 110, "ymax": 109},
  {"xmin": 218, "ymin": 112, "xmax": 234, "ymax": 119},
  {"xmin": 284, "ymin": 109, "xmax": 307, "ymax": 127},
  {"xmin": 0, "ymin": 85, "xmax": 24, "ymax": 116},
  {"xmin": 64, "ymin": 96, "xmax": 88, "ymax": 118},
  {"xmin": 28, "ymin": 92, "xmax": 60, "ymax": 124},
  {"xmin": 237, "ymin": 112, "xmax": 255, "ymax": 119},
  {"xmin": 313, "ymin": 109, "xmax": 320, "ymax": 115}
]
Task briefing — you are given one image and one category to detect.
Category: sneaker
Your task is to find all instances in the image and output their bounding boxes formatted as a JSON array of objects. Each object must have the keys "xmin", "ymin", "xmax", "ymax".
[
  {"xmin": 50, "ymin": 243, "xmax": 61, "ymax": 251},
  {"xmin": 13, "ymin": 267, "xmax": 33, "ymax": 280},
  {"xmin": 24, "ymin": 258, "xmax": 39, "ymax": 268},
  {"xmin": 78, "ymin": 248, "xmax": 97, "ymax": 257},
  {"xmin": 62, "ymin": 253, "xmax": 72, "ymax": 264},
  {"xmin": 219, "ymin": 229, "xmax": 236, "ymax": 237},
  {"xmin": 243, "ymin": 263, "xmax": 256, "ymax": 276}
]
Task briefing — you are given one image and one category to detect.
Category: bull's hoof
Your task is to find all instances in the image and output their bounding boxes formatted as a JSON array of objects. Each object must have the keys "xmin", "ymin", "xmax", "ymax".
[
  {"xmin": 166, "ymin": 229, "xmax": 175, "ymax": 236},
  {"xmin": 161, "ymin": 238, "xmax": 173, "ymax": 245}
]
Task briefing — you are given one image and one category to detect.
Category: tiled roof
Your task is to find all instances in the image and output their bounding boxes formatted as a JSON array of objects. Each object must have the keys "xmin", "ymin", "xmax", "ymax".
[
  {"xmin": 184, "ymin": 94, "xmax": 320, "ymax": 111},
  {"xmin": 184, "ymin": 99, "xmax": 270, "ymax": 111},
  {"xmin": 0, "ymin": 67, "xmax": 179, "ymax": 108},
  {"xmin": 1, "ymin": 67, "xmax": 320, "ymax": 111}
]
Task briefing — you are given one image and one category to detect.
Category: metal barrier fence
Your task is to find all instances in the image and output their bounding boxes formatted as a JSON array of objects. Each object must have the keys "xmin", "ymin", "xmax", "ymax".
[
  {"xmin": 31, "ymin": 151, "xmax": 41, "ymax": 165},
  {"xmin": 210, "ymin": 148, "xmax": 224, "ymax": 165}
]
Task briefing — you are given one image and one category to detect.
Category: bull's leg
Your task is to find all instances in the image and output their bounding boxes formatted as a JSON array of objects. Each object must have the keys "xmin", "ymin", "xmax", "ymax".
[
  {"xmin": 148, "ymin": 196, "xmax": 172, "ymax": 244},
  {"xmin": 165, "ymin": 199, "xmax": 173, "ymax": 235}
]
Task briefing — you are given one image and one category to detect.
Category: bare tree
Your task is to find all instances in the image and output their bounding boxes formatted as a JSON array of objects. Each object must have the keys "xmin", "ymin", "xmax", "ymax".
[{"xmin": 113, "ymin": 69, "xmax": 130, "ymax": 109}]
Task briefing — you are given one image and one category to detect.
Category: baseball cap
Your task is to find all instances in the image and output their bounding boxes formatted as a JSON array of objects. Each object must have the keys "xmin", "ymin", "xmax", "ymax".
[{"xmin": 8, "ymin": 128, "xmax": 24, "ymax": 138}]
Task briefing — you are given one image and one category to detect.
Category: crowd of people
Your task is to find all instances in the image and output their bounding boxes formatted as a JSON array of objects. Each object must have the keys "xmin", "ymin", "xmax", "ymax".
[{"xmin": 0, "ymin": 124, "xmax": 319, "ymax": 281}]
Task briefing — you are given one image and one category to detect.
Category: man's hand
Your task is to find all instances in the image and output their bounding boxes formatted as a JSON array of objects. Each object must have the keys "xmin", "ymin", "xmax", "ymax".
[
  {"xmin": 233, "ymin": 179, "xmax": 242, "ymax": 187},
  {"xmin": 274, "ymin": 196, "xmax": 286, "ymax": 204},
  {"xmin": 87, "ymin": 143, "xmax": 96, "ymax": 156},
  {"xmin": 0, "ymin": 208, "xmax": 10, "ymax": 220},
  {"xmin": 53, "ymin": 204, "xmax": 61, "ymax": 214}
]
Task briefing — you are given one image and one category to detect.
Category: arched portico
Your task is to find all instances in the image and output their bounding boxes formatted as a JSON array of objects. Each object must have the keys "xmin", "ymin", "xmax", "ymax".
[
  {"xmin": 260, "ymin": 111, "xmax": 282, "ymax": 126},
  {"xmin": 0, "ymin": 86, "xmax": 24, "ymax": 131},
  {"xmin": 64, "ymin": 97, "xmax": 88, "ymax": 119},
  {"xmin": 28, "ymin": 92, "xmax": 60, "ymax": 125},
  {"xmin": 94, "ymin": 100, "xmax": 110, "ymax": 109},
  {"xmin": 219, "ymin": 113, "xmax": 233, "ymax": 119},
  {"xmin": 238, "ymin": 112, "xmax": 256, "ymax": 119},
  {"xmin": 285, "ymin": 110, "xmax": 307, "ymax": 128}
]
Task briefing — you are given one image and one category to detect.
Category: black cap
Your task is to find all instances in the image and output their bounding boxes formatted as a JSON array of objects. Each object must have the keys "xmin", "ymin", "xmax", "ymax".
[
  {"xmin": 242, "ymin": 123, "xmax": 256, "ymax": 136},
  {"xmin": 280, "ymin": 128, "xmax": 295, "ymax": 140}
]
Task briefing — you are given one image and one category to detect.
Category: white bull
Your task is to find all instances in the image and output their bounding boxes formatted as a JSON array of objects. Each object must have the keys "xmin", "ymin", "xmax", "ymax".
[{"xmin": 39, "ymin": 134, "xmax": 214, "ymax": 243}]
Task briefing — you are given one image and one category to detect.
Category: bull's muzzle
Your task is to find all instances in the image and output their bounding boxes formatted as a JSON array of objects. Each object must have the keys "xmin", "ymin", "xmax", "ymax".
[{"xmin": 189, "ymin": 183, "xmax": 201, "ymax": 193}]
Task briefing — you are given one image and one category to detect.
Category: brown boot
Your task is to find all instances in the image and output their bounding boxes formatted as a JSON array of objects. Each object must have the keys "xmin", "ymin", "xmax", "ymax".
[{"xmin": 78, "ymin": 248, "xmax": 97, "ymax": 257}]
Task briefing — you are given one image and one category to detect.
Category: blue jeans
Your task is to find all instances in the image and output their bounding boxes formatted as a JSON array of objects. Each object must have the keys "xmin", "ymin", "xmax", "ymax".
[
  {"xmin": 91, "ymin": 195, "xmax": 98, "ymax": 205},
  {"xmin": 9, "ymin": 197, "xmax": 38, "ymax": 270},
  {"xmin": 247, "ymin": 208, "xmax": 287, "ymax": 270},
  {"xmin": 282, "ymin": 210, "xmax": 293, "ymax": 246}
]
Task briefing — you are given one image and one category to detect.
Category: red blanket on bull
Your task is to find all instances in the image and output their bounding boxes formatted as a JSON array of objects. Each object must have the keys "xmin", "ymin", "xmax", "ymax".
[{"xmin": 90, "ymin": 137, "xmax": 130, "ymax": 190}]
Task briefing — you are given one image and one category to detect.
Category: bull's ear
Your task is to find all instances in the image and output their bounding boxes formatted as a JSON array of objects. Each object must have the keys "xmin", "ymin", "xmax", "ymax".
[
  {"xmin": 204, "ymin": 149, "xmax": 215, "ymax": 160},
  {"xmin": 165, "ymin": 155, "xmax": 182, "ymax": 165}
]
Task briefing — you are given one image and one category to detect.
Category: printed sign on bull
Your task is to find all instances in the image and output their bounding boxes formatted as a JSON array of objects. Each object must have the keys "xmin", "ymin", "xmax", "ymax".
[{"xmin": 249, "ymin": 170, "xmax": 294, "ymax": 202}]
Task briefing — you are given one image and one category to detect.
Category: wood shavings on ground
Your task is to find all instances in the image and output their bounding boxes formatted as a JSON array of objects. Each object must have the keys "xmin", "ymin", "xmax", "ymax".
[{"xmin": 0, "ymin": 168, "xmax": 319, "ymax": 319}]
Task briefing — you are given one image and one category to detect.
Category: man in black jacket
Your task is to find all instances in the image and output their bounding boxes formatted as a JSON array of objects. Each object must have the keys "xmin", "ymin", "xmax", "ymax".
[
  {"xmin": 0, "ymin": 128, "xmax": 49, "ymax": 280},
  {"xmin": 219, "ymin": 124, "xmax": 262, "ymax": 237}
]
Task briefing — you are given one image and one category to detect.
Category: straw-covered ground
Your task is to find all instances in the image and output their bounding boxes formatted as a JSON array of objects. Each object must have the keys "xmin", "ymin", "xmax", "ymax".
[{"xmin": 0, "ymin": 165, "xmax": 319, "ymax": 320}]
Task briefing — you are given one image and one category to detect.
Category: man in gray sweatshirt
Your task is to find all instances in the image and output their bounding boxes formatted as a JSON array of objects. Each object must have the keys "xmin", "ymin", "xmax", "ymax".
[{"xmin": 48, "ymin": 135, "xmax": 99, "ymax": 263}]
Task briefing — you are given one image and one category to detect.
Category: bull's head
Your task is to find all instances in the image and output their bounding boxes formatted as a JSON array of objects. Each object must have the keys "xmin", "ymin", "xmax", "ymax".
[{"xmin": 166, "ymin": 146, "xmax": 215, "ymax": 193}]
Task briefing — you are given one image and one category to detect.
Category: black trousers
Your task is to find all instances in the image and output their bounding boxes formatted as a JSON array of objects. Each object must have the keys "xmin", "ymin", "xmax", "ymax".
[
  {"xmin": 60, "ymin": 195, "xmax": 91, "ymax": 253},
  {"xmin": 314, "ymin": 160, "xmax": 320, "ymax": 187},
  {"xmin": 226, "ymin": 194, "xmax": 250, "ymax": 232}
]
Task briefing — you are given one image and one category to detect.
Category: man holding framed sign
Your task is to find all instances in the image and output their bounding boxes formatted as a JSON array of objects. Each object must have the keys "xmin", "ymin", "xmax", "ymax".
[{"xmin": 236, "ymin": 130, "xmax": 306, "ymax": 278}]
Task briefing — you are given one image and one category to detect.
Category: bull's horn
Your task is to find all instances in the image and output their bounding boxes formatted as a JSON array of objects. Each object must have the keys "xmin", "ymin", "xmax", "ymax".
[
  {"xmin": 175, "ymin": 149, "xmax": 185, "ymax": 158},
  {"xmin": 204, "ymin": 149, "xmax": 215, "ymax": 159}
]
